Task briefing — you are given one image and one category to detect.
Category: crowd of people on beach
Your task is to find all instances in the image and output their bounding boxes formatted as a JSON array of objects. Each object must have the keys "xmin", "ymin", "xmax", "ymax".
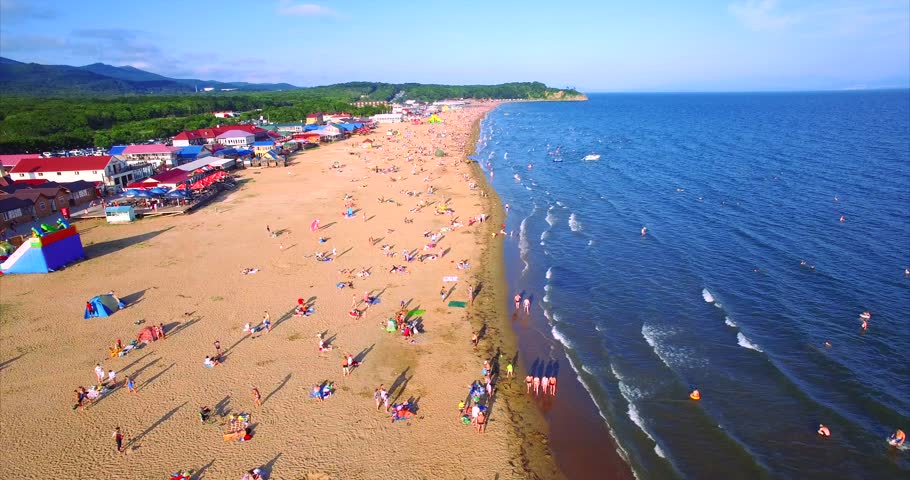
[{"xmin": 72, "ymin": 106, "xmax": 567, "ymax": 477}]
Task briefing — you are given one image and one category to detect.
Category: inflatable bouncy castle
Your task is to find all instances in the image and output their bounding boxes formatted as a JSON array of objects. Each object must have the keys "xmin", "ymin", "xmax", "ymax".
[{"xmin": 1, "ymin": 220, "xmax": 85, "ymax": 274}]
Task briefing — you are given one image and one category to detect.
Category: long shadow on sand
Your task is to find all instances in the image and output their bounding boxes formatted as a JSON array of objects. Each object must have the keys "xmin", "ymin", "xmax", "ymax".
[
  {"xmin": 127, "ymin": 401, "xmax": 187, "ymax": 449},
  {"xmin": 83, "ymin": 227, "xmax": 174, "ymax": 260},
  {"xmin": 262, "ymin": 373, "xmax": 292, "ymax": 405}
]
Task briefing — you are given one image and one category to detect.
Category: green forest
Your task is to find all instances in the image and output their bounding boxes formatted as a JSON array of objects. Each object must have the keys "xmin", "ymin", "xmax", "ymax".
[{"xmin": 0, "ymin": 82, "xmax": 582, "ymax": 153}]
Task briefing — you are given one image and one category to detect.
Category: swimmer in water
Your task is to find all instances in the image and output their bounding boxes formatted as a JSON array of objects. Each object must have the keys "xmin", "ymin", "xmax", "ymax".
[
  {"xmin": 890, "ymin": 429, "xmax": 906, "ymax": 446},
  {"xmin": 800, "ymin": 260, "xmax": 807, "ymax": 266},
  {"xmin": 689, "ymin": 389, "xmax": 700, "ymax": 400},
  {"xmin": 824, "ymin": 341, "xmax": 832, "ymax": 348},
  {"xmin": 818, "ymin": 424, "xmax": 831, "ymax": 437},
  {"xmin": 641, "ymin": 227, "xmax": 647, "ymax": 237},
  {"xmin": 861, "ymin": 318, "xmax": 868, "ymax": 331},
  {"xmin": 839, "ymin": 215, "xmax": 845, "ymax": 223},
  {"xmin": 904, "ymin": 268, "xmax": 910, "ymax": 276},
  {"xmin": 514, "ymin": 294, "xmax": 521, "ymax": 310},
  {"xmin": 834, "ymin": 196, "xmax": 838, "ymax": 202}
]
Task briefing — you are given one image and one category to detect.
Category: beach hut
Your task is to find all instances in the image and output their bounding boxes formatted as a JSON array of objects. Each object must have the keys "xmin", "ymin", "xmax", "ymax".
[
  {"xmin": 105, "ymin": 206, "xmax": 136, "ymax": 224},
  {"xmin": 84, "ymin": 294, "xmax": 121, "ymax": 319}
]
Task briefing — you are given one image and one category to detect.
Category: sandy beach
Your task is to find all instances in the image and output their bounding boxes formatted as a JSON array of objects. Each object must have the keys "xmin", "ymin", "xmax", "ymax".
[{"xmin": 0, "ymin": 104, "xmax": 563, "ymax": 479}]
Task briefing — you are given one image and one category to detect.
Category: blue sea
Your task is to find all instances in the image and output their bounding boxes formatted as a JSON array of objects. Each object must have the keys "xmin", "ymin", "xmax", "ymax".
[{"xmin": 477, "ymin": 91, "xmax": 910, "ymax": 479}]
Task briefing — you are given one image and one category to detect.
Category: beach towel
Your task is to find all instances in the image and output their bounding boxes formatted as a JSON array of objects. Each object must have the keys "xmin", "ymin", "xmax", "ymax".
[
  {"xmin": 407, "ymin": 309, "xmax": 425, "ymax": 317},
  {"xmin": 447, "ymin": 301, "xmax": 467, "ymax": 308}
]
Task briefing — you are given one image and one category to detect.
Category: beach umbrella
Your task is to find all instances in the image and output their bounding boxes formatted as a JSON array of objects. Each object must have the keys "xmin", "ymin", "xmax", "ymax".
[
  {"xmin": 190, "ymin": 181, "xmax": 205, "ymax": 190},
  {"xmin": 148, "ymin": 187, "xmax": 169, "ymax": 196},
  {"xmin": 126, "ymin": 189, "xmax": 154, "ymax": 198}
]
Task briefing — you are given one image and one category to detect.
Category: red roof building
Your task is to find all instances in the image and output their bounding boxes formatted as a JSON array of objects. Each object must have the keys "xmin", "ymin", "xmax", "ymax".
[
  {"xmin": 0, "ymin": 154, "xmax": 40, "ymax": 173},
  {"xmin": 9, "ymin": 156, "xmax": 153, "ymax": 191},
  {"xmin": 172, "ymin": 125, "xmax": 270, "ymax": 147}
]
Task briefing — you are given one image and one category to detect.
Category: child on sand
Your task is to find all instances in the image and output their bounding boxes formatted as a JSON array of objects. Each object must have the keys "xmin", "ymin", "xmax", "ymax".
[
  {"xmin": 126, "ymin": 376, "xmax": 137, "ymax": 394},
  {"xmin": 252, "ymin": 387, "xmax": 261, "ymax": 407},
  {"xmin": 113, "ymin": 427, "xmax": 124, "ymax": 453}
]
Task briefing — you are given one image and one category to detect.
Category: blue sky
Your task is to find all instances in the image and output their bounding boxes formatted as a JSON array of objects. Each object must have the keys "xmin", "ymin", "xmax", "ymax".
[{"xmin": 1, "ymin": 0, "xmax": 907, "ymax": 91}]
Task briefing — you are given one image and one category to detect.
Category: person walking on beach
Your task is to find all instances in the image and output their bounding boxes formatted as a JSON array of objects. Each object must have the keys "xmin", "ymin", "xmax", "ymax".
[
  {"xmin": 374, "ymin": 387, "xmax": 382, "ymax": 409},
  {"xmin": 523, "ymin": 298, "xmax": 530, "ymax": 314},
  {"xmin": 107, "ymin": 369, "xmax": 117, "ymax": 386},
  {"xmin": 476, "ymin": 411, "xmax": 487, "ymax": 433},
  {"xmin": 440, "ymin": 286, "xmax": 447, "ymax": 301},
  {"xmin": 95, "ymin": 363, "xmax": 105, "ymax": 384},
  {"xmin": 252, "ymin": 387, "xmax": 262, "ymax": 408},
  {"xmin": 262, "ymin": 312, "xmax": 271, "ymax": 333},
  {"xmin": 541, "ymin": 376, "xmax": 549, "ymax": 395},
  {"xmin": 471, "ymin": 331, "xmax": 479, "ymax": 350},
  {"xmin": 126, "ymin": 376, "xmax": 137, "ymax": 394},
  {"xmin": 514, "ymin": 294, "xmax": 521, "ymax": 310},
  {"xmin": 526, "ymin": 375, "xmax": 532, "ymax": 393},
  {"xmin": 74, "ymin": 388, "xmax": 85, "ymax": 411},
  {"xmin": 352, "ymin": 294, "xmax": 358, "ymax": 309},
  {"xmin": 213, "ymin": 340, "xmax": 221, "ymax": 360},
  {"xmin": 113, "ymin": 427, "xmax": 124, "ymax": 453},
  {"xmin": 506, "ymin": 362, "xmax": 514, "ymax": 378},
  {"xmin": 549, "ymin": 376, "xmax": 557, "ymax": 395},
  {"xmin": 533, "ymin": 376, "xmax": 540, "ymax": 395},
  {"xmin": 468, "ymin": 283, "xmax": 475, "ymax": 305}
]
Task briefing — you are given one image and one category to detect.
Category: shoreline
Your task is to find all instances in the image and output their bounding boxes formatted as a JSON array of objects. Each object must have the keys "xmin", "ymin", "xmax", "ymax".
[
  {"xmin": 473, "ymin": 103, "xmax": 636, "ymax": 480},
  {"xmin": 464, "ymin": 105, "xmax": 565, "ymax": 479}
]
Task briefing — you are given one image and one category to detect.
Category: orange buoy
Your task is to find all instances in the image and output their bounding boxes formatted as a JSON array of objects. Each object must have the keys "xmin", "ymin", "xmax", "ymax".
[{"xmin": 689, "ymin": 389, "xmax": 701, "ymax": 401}]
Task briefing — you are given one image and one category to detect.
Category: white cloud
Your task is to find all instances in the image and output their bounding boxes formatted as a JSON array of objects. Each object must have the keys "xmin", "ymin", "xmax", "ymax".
[
  {"xmin": 277, "ymin": 0, "xmax": 336, "ymax": 17},
  {"xmin": 728, "ymin": 0, "xmax": 798, "ymax": 30}
]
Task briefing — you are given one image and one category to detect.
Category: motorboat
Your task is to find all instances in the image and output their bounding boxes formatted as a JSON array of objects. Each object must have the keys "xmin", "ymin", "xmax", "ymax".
[{"xmin": 583, "ymin": 154, "xmax": 601, "ymax": 161}]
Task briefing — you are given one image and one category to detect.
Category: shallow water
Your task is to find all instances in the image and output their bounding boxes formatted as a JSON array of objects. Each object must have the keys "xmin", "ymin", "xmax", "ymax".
[{"xmin": 481, "ymin": 91, "xmax": 910, "ymax": 479}]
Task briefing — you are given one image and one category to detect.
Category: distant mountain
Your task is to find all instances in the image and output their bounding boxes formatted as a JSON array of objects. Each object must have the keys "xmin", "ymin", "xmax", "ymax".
[{"xmin": 0, "ymin": 57, "xmax": 298, "ymax": 95}]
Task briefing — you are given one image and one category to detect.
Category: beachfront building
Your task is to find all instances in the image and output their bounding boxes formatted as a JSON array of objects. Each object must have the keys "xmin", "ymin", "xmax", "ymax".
[
  {"xmin": 9, "ymin": 156, "xmax": 154, "ymax": 192},
  {"xmin": 216, "ymin": 130, "xmax": 256, "ymax": 147},
  {"xmin": 273, "ymin": 123, "xmax": 308, "ymax": 134},
  {"xmin": 252, "ymin": 141, "xmax": 277, "ymax": 157},
  {"xmin": 121, "ymin": 144, "xmax": 179, "ymax": 169},
  {"xmin": 0, "ymin": 196, "xmax": 34, "ymax": 230},
  {"xmin": 173, "ymin": 125, "xmax": 271, "ymax": 147},
  {"xmin": 172, "ymin": 131, "xmax": 208, "ymax": 147},
  {"xmin": 306, "ymin": 113, "xmax": 324, "ymax": 125},
  {"xmin": 371, "ymin": 113, "xmax": 404, "ymax": 124}
]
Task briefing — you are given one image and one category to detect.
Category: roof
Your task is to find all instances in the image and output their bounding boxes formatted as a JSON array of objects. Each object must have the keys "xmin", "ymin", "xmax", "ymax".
[
  {"xmin": 149, "ymin": 169, "xmax": 190, "ymax": 184},
  {"xmin": 108, "ymin": 145, "xmax": 128, "ymax": 155},
  {"xmin": 10, "ymin": 156, "xmax": 113, "ymax": 174},
  {"xmin": 0, "ymin": 154, "xmax": 40, "ymax": 168},
  {"xmin": 216, "ymin": 130, "xmax": 255, "ymax": 139},
  {"xmin": 122, "ymin": 144, "xmax": 176, "ymax": 155},
  {"xmin": 0, "ymin": 182, "xmax": 64, "ymax": 196},
  {"xmin": 175, "ymin": 158, "xmax": 218, "ymax": 172},
  {"xmin": 6, "ymin": 189, "xmax": 55, "ymax": 202},
  {"xmin": 0, "ymin": 196, "xmax": 33, "ymax": 212},
  {"xmin": 176, "ymin": 124, "xmax": 267, "ymax": 141},
  {"xmin": 252, "ymin": 141, "xmax": 275, "ymax": 146},
  {"xmin": 176, "ymin": 145, "xmax": 209, "ymax": 159}
]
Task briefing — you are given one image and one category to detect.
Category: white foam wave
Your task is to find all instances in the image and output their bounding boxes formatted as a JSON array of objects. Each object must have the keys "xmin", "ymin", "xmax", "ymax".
[
  {"xmin": 525, "ymin": 186, "xmax": 532, "ymax": 191},
  {"xmin": 581, "ymin": 364, "xmax": 595, "ymax": 375},
  {"xmin": 545, "ymin": 267, "xmax": 552, "ymax": 279},
  {"xmin": 642, "ymin": 324, "xmax": 708, "ymax": 369},
  {"xmin": 556, "ymin": 201, "xmax": 564, "ymax": 207},
  {"xmin": 551, "ymin": 325, "xmax": 572, "ymax": 349},
  {"xmin": 725, "ymin": 316, "xmax": 737, "ymax": 328},
  {"xmin": 610, "ymin": 363, "xmax": 623, "ymax": 381},
  {"xmin": 568, "ymin": 213, "xmax": 581, "ymax": 232},
  {"xmin": 543, "ymin": 293, "xmax": 550, "ymax": 303},
  {"xmin": 519, "ymin": 217, "xmax": 530, "ymax": 273},
  {"xmin": 504, "ymin": 152, "xmax": 508, "ymax": 160},
  {"xmin": 588, "ymin": 239, "xmax": 594, "ymax": 246},
  {"xmin": 552, "ymin": 312, "xmax": 562, "ymax": 323},
  {"xmin": 545, "ymin": 207, "xmax": 556, "ymax": 226},
  {"xmin": 654, "ymin": 445, "xmax": 667, "ymax": 459},
  {"xmin": 702, "ymin": 288, "xmax": 715, "ymax": 303},
  {"xmin": 544, "ymin": 284, "xmax": 552, "ymax": 292},
  {"xmin": 737, "ymin": 332, "xmax": 763, "ymax": 352}
]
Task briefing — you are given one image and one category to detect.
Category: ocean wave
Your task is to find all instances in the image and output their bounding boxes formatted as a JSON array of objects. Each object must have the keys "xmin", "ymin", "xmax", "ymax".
[
  {"xmin": 551, "ymin": 325, "xmax": 572, "ymax": 349},
  {"xmin": 569, "ymin": 213, "xmax": 581, "ymax": 232},
  {"xmin": 737, "ymin": 332, "xmax": 763, "ymax": 352},
  {"xmin": 588, "ymin": 239, "xmax": 594, "ymax": 246},
  {"xmin": 642, "ymin": 323, "xmax": 708, "ymax": 369},
  {"xmin": 545, "ymin": 207, "xmax": 556, "ymax": 226},
  {"xmin": 519, "ymin": 217, "xmax": 530, "ymax": 273},
  {"xmin": 556, "ymin": 201, "xmax": 564, "ymax": 207},
  {"xmin": 725, "ymin": 316, "xmax": 737, "ymax": 327},
  {"xmin": 504, "ymin": 152, "xmax": 509, "ymax": 160},
  {"xmin": 552, "ymin": 312, "xmax": 562, "ymax": 323},
  {"xmin": 546, "ymin": 267, "xmax": 552, "ymax": 279},
  {"xmin": 654, "ymin": 445, "xmax": 667, "ymax": 459},
  {"xmin": 543, "ymin": 293, "xmax": 550, "ymax": 303},
  {"xmin": 702, "ymin": 288, "xmax": 715, "ymax": 303}
]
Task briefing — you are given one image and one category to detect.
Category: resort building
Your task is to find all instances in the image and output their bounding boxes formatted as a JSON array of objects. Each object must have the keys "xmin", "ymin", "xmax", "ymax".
[
  {"xmin": 216, "ymin": 130, "xmax": 256, "ymax": 147},
  {"xmin": 121, "ymin": 144, "xmax": 179, "ymax": 169},
  {"xmin": 9, "ymin": 156, "xmax": 154, "ymax": 192},
  {"xmin": 0, "ymin": 154, "xmax": 40, "ymax": 175},
  {"xmin": 371, "ymin": 113, "xmax": 404, "ymax": 124}
]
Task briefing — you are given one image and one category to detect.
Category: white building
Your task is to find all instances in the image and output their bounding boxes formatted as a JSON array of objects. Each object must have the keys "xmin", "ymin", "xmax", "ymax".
[
  {"xmin": 370, "ymin": 113, "xmax": 404, "ymax": 124},
  {"xmin": 122, "ymin": 144, "xmax": 178, "ymax": 169},
  {"xmin": 216, "ymin": 130, "xmax": 256, "ymax": 147}
]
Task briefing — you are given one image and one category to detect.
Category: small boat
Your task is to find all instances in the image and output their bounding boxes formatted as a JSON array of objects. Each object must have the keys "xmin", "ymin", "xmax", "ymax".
[{"xmin": 583, "ymin": 154, "xmax": 601, "ymax": 161}]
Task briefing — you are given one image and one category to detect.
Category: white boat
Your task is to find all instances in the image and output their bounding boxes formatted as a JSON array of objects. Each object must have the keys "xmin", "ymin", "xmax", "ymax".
[{"xmin": 584, "ymin": 154, "xmax": 601, "ymax": 161}]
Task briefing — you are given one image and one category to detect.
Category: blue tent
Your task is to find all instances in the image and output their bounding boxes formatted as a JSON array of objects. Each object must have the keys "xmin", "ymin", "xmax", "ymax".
[
  {"xmin": 124, "ymin": 189, "xmax": 153, "ymax": 198},
  {"xmin": 166, "ymin": 189, "xmax": 191, "ymax": 199},
  {"xmin": 149, "ymin": 187, "xmax": 170, "ymax": 196},
  {"xmin": 84, "ymin": 294, "xmax": 122, "ymax": 319}
]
